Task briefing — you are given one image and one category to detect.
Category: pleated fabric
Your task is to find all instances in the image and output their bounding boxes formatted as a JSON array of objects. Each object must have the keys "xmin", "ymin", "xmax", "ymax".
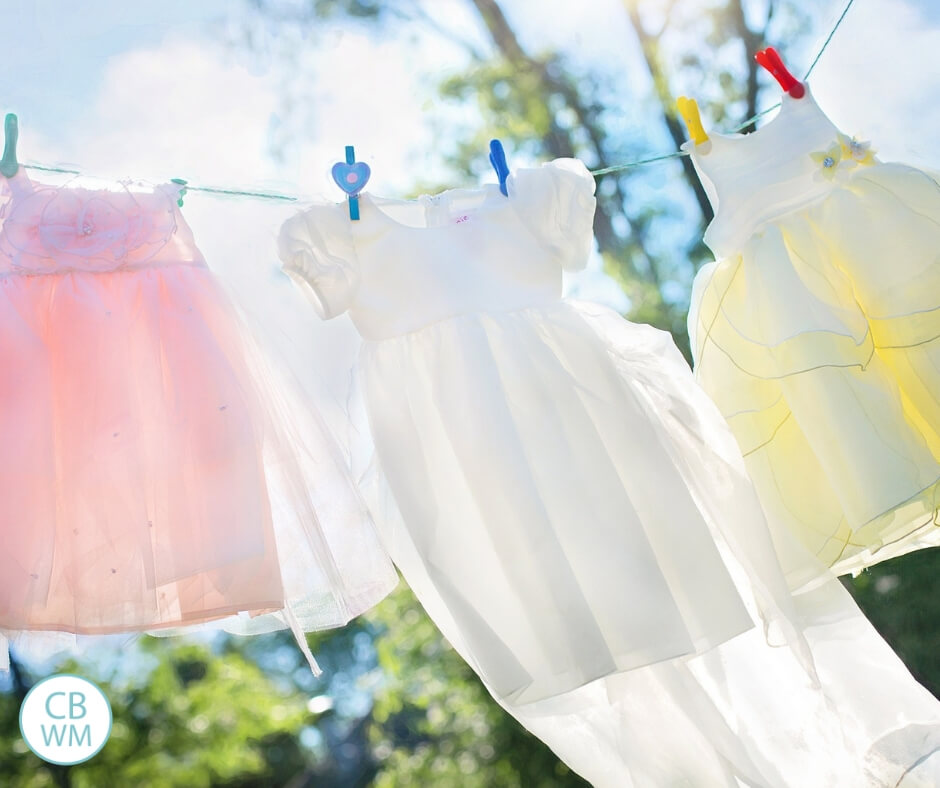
[
  {"xmin": 687, "ymin": 87, "xmax": 940, "ymax": 582},
  {"xmin": 0, "ymin": 172, "xmax": 397, "ymax": 666},
  {"xmin": 362, "ymin": 305, "xmax": 940, "ymax": 788},
  {"xmin": 280, "ymin": 156, "xmax": 940, "ymax": 784}
]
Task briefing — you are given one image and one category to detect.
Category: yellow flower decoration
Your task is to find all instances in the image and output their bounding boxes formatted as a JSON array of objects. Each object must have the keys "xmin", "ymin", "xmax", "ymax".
[
  {"xmin": 810, "ymin": 143, "xmax": 843, "ymax": 179},
  {"xmin": 837, "ymin": 132, "xmax": 875, "ymax": 165}
]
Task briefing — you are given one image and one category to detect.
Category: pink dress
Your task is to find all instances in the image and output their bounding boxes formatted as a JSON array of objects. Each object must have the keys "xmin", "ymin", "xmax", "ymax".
[{"xmin": 0, "ymin": 172, "xmax": 396, "ymax": 661}]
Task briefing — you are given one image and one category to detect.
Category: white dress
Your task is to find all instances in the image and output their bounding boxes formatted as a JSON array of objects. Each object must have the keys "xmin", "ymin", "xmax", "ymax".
[
  {"xmin": 277, "ymin": 159, "xmax": 810, "ymax": 704},
  {"xmin": 279, "ymin": 159, "xmax": 940, "ymax": 786}
]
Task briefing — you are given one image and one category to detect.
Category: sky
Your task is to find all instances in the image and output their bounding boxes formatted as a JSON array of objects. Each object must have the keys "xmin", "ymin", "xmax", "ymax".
[
  {"xmin": 5, "ymin": 0, "xmax": 939, "ymax": 185},
  {"xmin": 2, "ymin": 0, "xmax": 939, "ymax": 674}
]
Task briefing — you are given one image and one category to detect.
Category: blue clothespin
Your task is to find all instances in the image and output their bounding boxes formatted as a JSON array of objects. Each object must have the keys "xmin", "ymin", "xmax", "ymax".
[
  {"xmin": 331, "ymin": 145, "xmax": 371, "ymax": 221},
  {"xmin": 489, "ymin": 139, "xmax": 510, "ymax": 196}
]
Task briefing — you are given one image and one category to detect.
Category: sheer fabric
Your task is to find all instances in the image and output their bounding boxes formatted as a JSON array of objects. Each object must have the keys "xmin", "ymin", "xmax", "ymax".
[
  {"xmin": 687, "ymin": 86, "xmax": 940, "ymax": 580},
  {"xmin": 0, "ymin": 172, "xmax": 397, "ymax": 667},
  {"xmin": 279, "ymin": 157, "xmax": 940, "ymax": 784}
]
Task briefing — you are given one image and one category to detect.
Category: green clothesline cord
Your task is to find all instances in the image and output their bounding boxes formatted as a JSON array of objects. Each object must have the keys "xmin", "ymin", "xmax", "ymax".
[
  {"xmin": 592, "ymin": 0, "xmax": 856, "ymax": 176},
  {"xmin": 22, "ymin": 163, "xmax": 300, "ymax": 202},
  {"xmin": 23, "ymin": 0, "xmax": 856, "ymax": 199}
]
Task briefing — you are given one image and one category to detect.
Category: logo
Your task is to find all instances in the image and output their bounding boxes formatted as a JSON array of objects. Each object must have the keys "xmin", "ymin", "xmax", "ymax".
[{"xmin": 19, "ymin": 674, "xmax": 112, "ymax": 765}]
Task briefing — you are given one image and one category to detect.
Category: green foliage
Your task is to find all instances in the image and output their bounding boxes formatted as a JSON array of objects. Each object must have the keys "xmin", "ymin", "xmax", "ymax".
[
  {"xmin": 0, "ymin": 641, "xmax": 312, "ymax": 788},
  {"xmin": 365, "ymin": 585, "xmax": 588, "ymax": 787},
  {"xmin": 847, "ymin": 548, "xmax": 940, "ymax": 698}
]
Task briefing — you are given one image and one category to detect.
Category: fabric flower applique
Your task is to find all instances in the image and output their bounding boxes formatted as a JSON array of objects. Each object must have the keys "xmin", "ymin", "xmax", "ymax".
[
  {"xmin": 837, "ymin": 133, "xmax": 875, "ymax": 165},
  {"xmin": 810, "ymin": 134, "xmax": 876, "ymax": 182},
  {"xmin": 0, "ymin": 181, "xmax": 177, "ymax": 273},
  {"xmin": 810, "ymin": 142, "xmax": 845, "ymax": 181}
]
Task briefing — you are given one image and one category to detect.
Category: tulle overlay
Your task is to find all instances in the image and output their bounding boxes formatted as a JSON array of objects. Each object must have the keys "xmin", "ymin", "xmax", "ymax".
[
  {"xmin": 280, "ymin": 157, "xmax": 940, "ymax": 785},
  {"xmin": 360, "ymin": 303, "xmax": 762, "ymax": 703},
  {"xmin": 690, "ymin": 162, "xmax": 940, "ymax": 579},
  {"xmin": 0, "ymin": 173, "xmax": 397, "ymax": 663},
  {"xmin": 364, "ymin": 304, "xmax": 940, "ymax": 787}
]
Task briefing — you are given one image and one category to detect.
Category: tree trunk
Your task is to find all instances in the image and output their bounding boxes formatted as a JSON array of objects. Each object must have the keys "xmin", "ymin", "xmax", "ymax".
[
  {"xmin": 468, "ymin": 0, "xmax": 644, "ymax": 276},
  {"xmin": 622, "ymin": 2, "xmax": 714, "ymax": 226}
]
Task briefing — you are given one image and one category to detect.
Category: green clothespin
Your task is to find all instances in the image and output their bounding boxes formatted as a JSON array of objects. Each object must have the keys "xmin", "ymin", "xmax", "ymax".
[
  {"xmin": 170, "ymin": 177, "xmax": 188, "ymax": 207},
  {"xmin": 1, "ymin": 113, "xmax": 19, "ymax": 178}
]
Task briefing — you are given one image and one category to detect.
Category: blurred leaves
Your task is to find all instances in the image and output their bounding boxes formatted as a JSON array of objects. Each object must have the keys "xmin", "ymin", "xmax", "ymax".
[
  {"xmin": 364, "ymin": 585, "xmax": 588, "ymax": 787},
  {"xmin": 1, "ymin": 640, "xmax": 311, "ymax": 788},
  {"xmin": 847, "ymin": 548, "xmax": 940, "ymax": 698}
]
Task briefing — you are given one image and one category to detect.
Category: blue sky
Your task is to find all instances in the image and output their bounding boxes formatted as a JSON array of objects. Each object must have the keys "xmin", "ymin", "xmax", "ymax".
[
  {"xmin": 5, "ymin": 0, "xmax": 937, "ymax": 320},
  {"xmin": 4, "ymin": 0, "xmax": 938, "ymax": 198}
]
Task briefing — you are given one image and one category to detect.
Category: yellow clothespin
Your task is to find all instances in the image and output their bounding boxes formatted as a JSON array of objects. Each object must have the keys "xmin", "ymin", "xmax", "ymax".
[{"xmin": 676, "ymin": 96, "xmax": 709, "ymax": 146}]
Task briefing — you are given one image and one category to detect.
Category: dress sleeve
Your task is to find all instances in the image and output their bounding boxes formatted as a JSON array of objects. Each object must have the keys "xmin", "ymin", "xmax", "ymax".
[
  {"xmin": 277, "ymin": 204, "xmax": 359, "ymax": 320},
  {"xmin": 513, "ymin": 158, "xmax": 597, "ymax": 272}
]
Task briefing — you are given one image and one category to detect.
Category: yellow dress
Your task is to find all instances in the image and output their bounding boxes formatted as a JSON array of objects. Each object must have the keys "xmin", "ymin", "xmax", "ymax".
[{"xmin": 686, "ymin": 86, "xmax": 940, "ymax": 584}]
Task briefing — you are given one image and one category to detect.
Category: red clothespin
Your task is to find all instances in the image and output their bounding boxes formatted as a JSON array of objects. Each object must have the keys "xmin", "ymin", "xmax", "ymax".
[{"xmin": 755, "ymin": 47, "xmax": 805, "ymax": 99}]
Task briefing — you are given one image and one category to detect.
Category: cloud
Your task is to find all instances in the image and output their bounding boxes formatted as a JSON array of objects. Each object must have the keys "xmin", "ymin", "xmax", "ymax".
[{"xmin": 810, "ymin": 0, "xmax": 940, "ymax": 167}]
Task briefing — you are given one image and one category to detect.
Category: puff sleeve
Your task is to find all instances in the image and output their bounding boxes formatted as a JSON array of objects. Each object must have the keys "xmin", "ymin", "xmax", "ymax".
[
  {"xmin": 513, "ymin": 158, "xmax": 597, "ymax": 271},
  {"xmin": 277, "ymin": 204, "xmax": 359, "ymax": 320}
]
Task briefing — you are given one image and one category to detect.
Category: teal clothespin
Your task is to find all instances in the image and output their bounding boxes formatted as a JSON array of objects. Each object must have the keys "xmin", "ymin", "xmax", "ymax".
[
  {"xmin": 331, "ymin": 145, "xmax": 371, "ymax": 221},
  {"xmin": 1, "ymin": 113, "xmax": 20, "ymax": 178},
  {"xmin": 170, "ymin": 177, "xmax": 188, "ymax": 207}
]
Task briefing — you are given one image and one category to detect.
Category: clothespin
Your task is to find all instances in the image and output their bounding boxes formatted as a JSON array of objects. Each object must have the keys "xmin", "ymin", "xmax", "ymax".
[
  {"xmin": 676, "ymin": 97, "xmax": 709, "ymax": 145},
  {"xmin": 755, "ymin": 47, "xmax": 805, "ymax": 99},
  {"xmin": 1, "ymin": 113, "xmax": 20, "ymax": 178},
  {"xmin": 170, "ymin": 178, "xmax": 188, "ymax": 207},
  {"xmin": 331, "ymin": 145, "xmax": 370, "ymax": 220},
  {"xmin": 489, "ymin": 139, "xmax": 510, "ymax": 196}
]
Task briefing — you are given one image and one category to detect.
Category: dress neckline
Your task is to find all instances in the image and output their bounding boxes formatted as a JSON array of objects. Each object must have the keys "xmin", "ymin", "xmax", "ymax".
[
  {"xmin": 697, "ymin": 86, "xmax": 825, "ymax": 155},
  {"xmin": 359, "ymin": 180, "xmax": 512, "ymax": 232}
]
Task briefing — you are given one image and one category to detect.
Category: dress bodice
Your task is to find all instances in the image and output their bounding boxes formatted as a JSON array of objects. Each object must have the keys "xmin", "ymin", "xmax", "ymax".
[
  {"xmin": 278, "ymin": 159, "xmax": 597, "ymax": 341},
  {"xmin": 0, "ymin": 172, "xmax": 202, "ymax": 275},
  {"xmin": 686, "ymin": 86, "xmax": 862, "ymax": 257}
]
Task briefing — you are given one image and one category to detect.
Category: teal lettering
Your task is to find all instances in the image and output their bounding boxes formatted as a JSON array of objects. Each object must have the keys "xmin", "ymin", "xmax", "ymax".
[
  {"xmin": 69, "ymin": 692, "xmax": 87, "ymax": 719},
  {"xmin": 41, "ymin": 724, "xmax": 67, "ymax": 747},
  {"xmin": 45, "ymin": 692, "xmax": 66, "ymax": 719},
  {"xmin": 70, "ymin": 725, "xmax": 92, "ymax": 747}
]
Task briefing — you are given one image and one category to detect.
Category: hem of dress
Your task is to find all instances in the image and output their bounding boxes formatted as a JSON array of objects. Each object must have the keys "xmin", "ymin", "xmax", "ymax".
[
  {"xmin": 832, "ymin": 494, "xmax": 940, "ymax": 578},
  {"xmin": 758, "ymin": 473, "xmax": 940, "ymax": 581},
  {"xmin": 500, "ymin": 617, "xmax": 756, "ymax": 708},
  {"xmin": 0, "ymin": 600, "xmax": 287, "ymax": 636}
]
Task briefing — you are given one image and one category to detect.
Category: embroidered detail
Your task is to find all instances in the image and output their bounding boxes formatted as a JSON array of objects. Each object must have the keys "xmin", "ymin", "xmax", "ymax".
[{"xmin": 0, "ymin": 182, "xmax": 178, "ymax": 273}]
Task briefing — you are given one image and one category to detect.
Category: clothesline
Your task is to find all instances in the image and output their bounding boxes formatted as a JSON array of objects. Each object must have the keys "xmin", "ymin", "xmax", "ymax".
[
  {"xmin": 21, "ymin": 0, "xmax": 855, "ymax": 202},
  {"xmin": 592, "ymin": 0, "xmax": 855, "ymax": 176}
]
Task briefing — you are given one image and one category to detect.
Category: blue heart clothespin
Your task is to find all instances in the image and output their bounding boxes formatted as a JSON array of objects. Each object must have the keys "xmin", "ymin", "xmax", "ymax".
[
  {"xmin": 489, "ymin": 139, "xmax": 510, "ymax": 197},
  {"xmin": 332, "ymin": 146, "xmax": 371, "ymax": 221}
]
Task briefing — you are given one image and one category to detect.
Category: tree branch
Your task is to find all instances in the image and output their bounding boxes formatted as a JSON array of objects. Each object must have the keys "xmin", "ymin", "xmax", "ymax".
[
  {"xmin": 468, "ymin": 0, "xmax": 645, "ymax": 275},
  {"xmin": 622, "ymin": 2, "xmax": 713, "ymax": 226}
]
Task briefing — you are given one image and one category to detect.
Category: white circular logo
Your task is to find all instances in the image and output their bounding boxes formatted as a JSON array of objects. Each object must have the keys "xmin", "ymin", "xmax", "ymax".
[{"xmin": 19, "ymin": 674, "xmax": 112, "ymax": 765}]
